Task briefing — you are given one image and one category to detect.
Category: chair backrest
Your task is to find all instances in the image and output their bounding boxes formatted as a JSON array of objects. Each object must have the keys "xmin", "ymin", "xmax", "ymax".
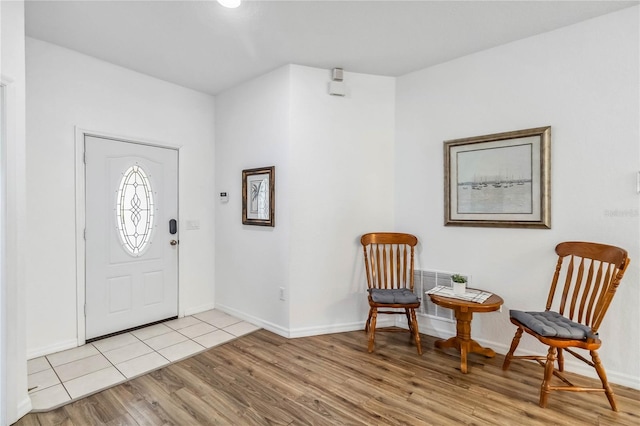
[
  {"xmin": 361, "ymin": 233, "xmax": 417, "ymax": 291},
  {"xmin": 546, "ymin": 241, "xmax": 630, "ymax": 333}
]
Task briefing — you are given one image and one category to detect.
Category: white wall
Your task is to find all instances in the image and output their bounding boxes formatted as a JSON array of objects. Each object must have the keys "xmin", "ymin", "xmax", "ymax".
[
  {"xmin": 1, "ymin": 0, "xmax": 31, "ymax": 422},
  {"xmin": 215, "ymin": 65, "xmax": 395, "ymax": 336},
  {"xmin": 288, "ymin": 66, "xmax": 395, "ymax": 335},
  {"xmin": 214, "ymin": 65, "xmax": 292, "ymax": 333},
  {"xmin": 395, "ymin": 7, "xmax": 639, "ymax": 388},
  {"xmin": 25, "ymin": 38, "xmax": 217, "ymax": 357}
]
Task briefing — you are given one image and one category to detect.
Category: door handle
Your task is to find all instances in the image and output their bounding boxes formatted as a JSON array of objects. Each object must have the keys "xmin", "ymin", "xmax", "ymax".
[{"xmin": 170, "ymin": 239, "xmax": 178, "ymax": 246}]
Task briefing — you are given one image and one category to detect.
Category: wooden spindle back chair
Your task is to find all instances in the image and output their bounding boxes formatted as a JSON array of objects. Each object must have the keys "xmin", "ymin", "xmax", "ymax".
[
  {"xmin": 361, "ymin": 233, "xmax": 422, "ymax": 355},
  {"xmin": 502, "ymin": 241, "xmax": 630, "ymax": 410}
]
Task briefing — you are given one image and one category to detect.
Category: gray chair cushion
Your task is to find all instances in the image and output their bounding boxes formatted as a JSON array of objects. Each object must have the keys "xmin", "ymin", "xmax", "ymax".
[
  {"xmin": 510, "ymin": 310, "xmax": 598, "ymax": 340},
  {"xmin": 368, "ymin": 288, "xmax": 419, "ymax": 304}
]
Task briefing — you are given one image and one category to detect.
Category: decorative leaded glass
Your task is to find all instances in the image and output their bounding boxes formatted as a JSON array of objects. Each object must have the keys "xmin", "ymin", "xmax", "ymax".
[{"xmin": 116, "ymin": 164, "xmax": 155, "ymax": 256}]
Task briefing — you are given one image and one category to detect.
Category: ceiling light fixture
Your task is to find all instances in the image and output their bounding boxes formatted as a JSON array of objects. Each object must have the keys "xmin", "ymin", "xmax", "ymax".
[{"xmin": 217, "ymin": 0, "xmax": 241, "ymax": 8}]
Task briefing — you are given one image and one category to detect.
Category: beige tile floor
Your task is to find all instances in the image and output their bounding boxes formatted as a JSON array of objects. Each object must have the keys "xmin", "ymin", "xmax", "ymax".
[{"xmin": 26, "ymin": 309, "xmax": 260, "ymax": 412}]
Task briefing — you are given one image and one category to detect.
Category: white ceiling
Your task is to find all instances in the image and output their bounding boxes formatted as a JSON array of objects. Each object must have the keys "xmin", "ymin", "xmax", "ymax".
[{"xmin": 25, "ymin": 0, "xmax": 639, "ymax": 95}]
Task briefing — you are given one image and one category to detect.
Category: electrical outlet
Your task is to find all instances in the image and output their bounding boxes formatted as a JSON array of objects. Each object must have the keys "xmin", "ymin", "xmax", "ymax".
[{"xmin": 279, "ymin": 287, "xmax": 286, "ymax": 301}]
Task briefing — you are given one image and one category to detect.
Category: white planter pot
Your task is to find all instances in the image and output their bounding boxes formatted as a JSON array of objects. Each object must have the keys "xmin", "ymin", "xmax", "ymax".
[{"xmin": 452, "ymin": 281, "xmax": 466, "ymax": 295}]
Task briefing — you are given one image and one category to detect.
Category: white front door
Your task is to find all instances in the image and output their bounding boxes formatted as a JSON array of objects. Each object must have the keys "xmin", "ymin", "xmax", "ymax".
[{"xmin": 85, "ymin": 135, "xmax": 178, "ymax": 340}]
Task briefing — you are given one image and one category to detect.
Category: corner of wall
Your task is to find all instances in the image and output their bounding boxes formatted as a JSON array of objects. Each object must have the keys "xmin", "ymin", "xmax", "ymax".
[{"xmin": 1, "ymin": 0, "xmax": 32, "ymax": 422}]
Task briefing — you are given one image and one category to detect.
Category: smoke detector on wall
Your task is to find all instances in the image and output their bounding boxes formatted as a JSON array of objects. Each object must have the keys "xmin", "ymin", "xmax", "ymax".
[{"xmin": 328, "ymin": 67, "xmax": 346, "ymax": 97}]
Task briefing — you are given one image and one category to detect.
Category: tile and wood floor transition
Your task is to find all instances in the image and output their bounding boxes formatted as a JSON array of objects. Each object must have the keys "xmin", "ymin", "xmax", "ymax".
[
  {"xmin": 26, "ymin": 310, "xmax": 259, "ymax": 412},
  {"xmin": 18, "ymin": 325, "xmax": 640, "ymax": 425}
]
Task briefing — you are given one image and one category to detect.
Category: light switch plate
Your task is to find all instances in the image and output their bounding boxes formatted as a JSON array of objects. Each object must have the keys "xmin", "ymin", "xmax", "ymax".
[{"xmin": 186, "ymin": 220, "xmax": 200, "ymax": 230}]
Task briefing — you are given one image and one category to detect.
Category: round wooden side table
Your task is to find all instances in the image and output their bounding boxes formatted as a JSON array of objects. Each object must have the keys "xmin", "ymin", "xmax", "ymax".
[{"xmin": 428, "ymin": 290, "xmax": 503, "ymax": 373}]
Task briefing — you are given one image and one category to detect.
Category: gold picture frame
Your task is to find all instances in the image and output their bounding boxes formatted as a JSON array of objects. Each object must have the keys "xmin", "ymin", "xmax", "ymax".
[
  {"xmin": 242, "ymin": 166, "xmax": 275, "ymax": 227},
  {"xmin": 444, "ymin": 126, "xmax": 551, "ymax": 229}
]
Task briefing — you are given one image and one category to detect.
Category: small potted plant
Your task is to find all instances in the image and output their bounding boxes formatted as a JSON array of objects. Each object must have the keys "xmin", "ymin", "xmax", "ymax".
[{"xmin": 451, "ymin": 274, "xmax": 467, "ymax": 295}]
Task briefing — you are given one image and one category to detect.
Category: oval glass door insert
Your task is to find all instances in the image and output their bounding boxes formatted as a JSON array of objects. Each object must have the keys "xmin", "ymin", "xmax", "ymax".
[{"xmin": 116, "ymin": 164, "xmax": 155, "ymax": 256}]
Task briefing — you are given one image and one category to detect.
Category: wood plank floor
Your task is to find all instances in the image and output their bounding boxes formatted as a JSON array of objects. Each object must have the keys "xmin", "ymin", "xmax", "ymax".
[{"xmin": 15, "ymin": 329, "xmax": 640, "ymax": 425}]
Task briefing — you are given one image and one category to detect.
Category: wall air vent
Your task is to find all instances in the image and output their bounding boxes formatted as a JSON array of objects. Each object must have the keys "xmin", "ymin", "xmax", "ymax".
[{"xmin": 413, "ymin": 269, "xmax": 471, "ymax": 322}]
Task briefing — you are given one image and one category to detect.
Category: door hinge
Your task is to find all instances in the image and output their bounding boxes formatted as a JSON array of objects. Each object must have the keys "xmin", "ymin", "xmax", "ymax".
[
  {"xmin": 83, "ymin": 152, "xmax": 87, "ymax": 164},
  {"xmin": 84, "ymin": 304, "xmax": 86, "ymax": 316},
  {"xmin": 83, "ymin": 228, "xmax": 86, "ymax": 240}
]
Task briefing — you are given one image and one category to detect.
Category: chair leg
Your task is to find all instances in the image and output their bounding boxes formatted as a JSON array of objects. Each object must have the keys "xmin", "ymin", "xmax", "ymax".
[
  {"xmin": 591, "ymin": 350, "xmax": 618, "ymax": 411},
  {"xmin": 367, "ymin": 308, "xmax": 377, "ymax": 353},
  {"xmin": 539, "ymin": 346, "xmax": 557, "ymax": 408},
  {"xmin": 409, "ymin": 308, "xmax": 422, "ymax": 355},
  {"xmin": 405, "ymin": 308, "xmax": 413, "ymax": 334},
  {"xmin": 557, "ymin": 348, "xmax": 564, "ymax": 372},
  {"xmin": 364, "ymin": 308, "xmax": 373, "ymax": 333},
  {"xmin": 502, "ymin": 327, "xmax": 523, "ymax": 371}
]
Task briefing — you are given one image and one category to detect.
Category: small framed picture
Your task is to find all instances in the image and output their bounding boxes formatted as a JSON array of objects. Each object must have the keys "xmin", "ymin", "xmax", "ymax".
[
  {"xmin": 444, "ymin": 126, "xmax": 551, "ymax": 228},
  {"xmin": 242, "ymin": 166, "xmax": 275, "ymax": 227}
]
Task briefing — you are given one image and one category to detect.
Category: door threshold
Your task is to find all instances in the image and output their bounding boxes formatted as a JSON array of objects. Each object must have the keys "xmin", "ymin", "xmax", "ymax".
[{"xmin": 86, "ymin": 316, "xmax": 178, "ymax": 344}]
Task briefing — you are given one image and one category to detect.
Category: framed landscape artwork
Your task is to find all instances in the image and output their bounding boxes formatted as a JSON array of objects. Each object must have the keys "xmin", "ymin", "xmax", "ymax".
[
  {"xmin": 444, "ymin": 126, "xmax": 551, "ymax": 228},
  {"xmin": 242, "ymin": 166, "xmax": 275, "ymax": 227}
]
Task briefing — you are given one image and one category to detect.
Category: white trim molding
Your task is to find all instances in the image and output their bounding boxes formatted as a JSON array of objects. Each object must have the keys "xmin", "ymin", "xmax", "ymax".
[{"xmin": 2, "ymin": 71, "xmax": 32, "ymax": 421}]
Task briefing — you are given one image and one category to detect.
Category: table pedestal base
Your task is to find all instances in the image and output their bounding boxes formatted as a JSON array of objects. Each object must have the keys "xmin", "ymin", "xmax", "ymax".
[{"xmin": 434, "ymin": 310, "xmax": 496, "ymax": 373}]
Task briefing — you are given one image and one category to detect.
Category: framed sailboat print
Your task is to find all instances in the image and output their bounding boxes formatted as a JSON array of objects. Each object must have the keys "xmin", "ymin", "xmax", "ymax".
[{"xmin": 444, "ymin": 126, "xmax": 551, "ymax": 229}]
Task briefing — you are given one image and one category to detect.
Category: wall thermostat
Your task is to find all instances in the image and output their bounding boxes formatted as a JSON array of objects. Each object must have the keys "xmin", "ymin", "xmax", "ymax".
[{"xmin": 220, "ymin": 192, "xmax": 229, "ymax": 203}]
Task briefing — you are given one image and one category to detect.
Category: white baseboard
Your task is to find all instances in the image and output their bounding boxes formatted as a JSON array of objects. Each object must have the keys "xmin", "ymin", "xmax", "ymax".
[
  {"xmin": 214, "ymin": 304, "xmax": 394, "ymax": 339},
  {"xmin": 288, "ymin": 319, "xmax": 395, "ymax": 339},
  {"xmin": 214, "ymin": 304, "xmax": 291, "ymax": 338},
  {"xmin": 417, "ymin": 319, "xmax": 455, "ymax": 340},
  {"xmin": 607, "ymin": 371, "xmax": 640, "ymax": 390},
  {"xmin": 183, "ymin": 302, "xmax": 216, "ymax": 317},
  {"xmin": 27, "ymin": 338, "xmax": 78, "ymax": 360},
  {"xmin": 13, "ymin": 395, "xmax": 33, "ymax": 424},
  {"xmin": 257, "ymin": 322, "xmax": 290, "ymax": 338}
]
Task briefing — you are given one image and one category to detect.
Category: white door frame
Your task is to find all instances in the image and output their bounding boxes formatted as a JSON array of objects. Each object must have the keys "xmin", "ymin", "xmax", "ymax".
[
  {"xmin": 3, "ymin": 72, "xmax": 31, "ymax": 420},
  {"xmin": 74, "ymin": 127, "xmax": 181, "ymax": 346},
  {"xmin": 1, "ymin": 77, "xmax": 10, "ymax": 426}
]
